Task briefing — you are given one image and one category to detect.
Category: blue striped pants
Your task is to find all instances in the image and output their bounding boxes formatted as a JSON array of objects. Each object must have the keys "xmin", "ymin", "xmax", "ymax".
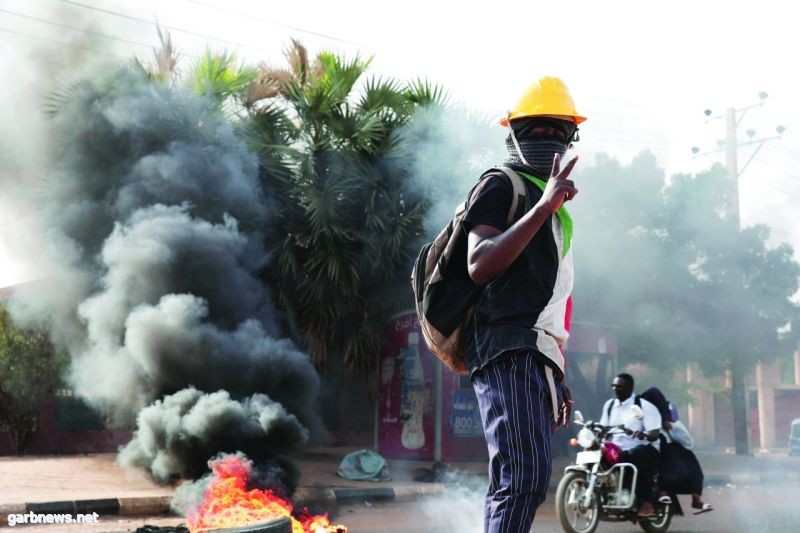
[{"xmin": 472, "ymin": 353, "xmax": 561, "ymax": 533}]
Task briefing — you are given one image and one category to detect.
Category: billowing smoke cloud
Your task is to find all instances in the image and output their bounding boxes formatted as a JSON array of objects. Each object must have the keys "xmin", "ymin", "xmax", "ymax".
[
  {"xmin": 119, "ymin": 389, "xmax": 305, "ymax": 483},
  {"xmin": 0, "ymin": 2, "xmax": 119, "ymax": 289},
  {"xmin": 7, "ymin": 63, "xmax": 323, "ymax": 486},
  {"xmin": 397, "ymin": 105, "xmax": 506, "ymax": 237}
]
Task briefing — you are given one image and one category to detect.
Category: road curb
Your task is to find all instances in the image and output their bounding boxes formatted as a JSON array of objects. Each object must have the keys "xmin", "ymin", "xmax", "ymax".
[
  {"xmin": 295, "ymin": 485, "xmax": 448, "ymax": 508},
  {"xmin": 2, "ymin": 485, "xmax": 452, "ymax": 520},
  {"xmin": 392, "ymin": 484, "xmax": 448, "ymax": 501},
  {"xmin": 118, "ymin": 496, "xmax": 172, "ymax": 516},
  {"xmin": 0, "ymin": 503, "xmax": 26, "ymax": 515},
  {"xmin": 7, "ymin": 470, "xmax": 798, "ymax": 520}
]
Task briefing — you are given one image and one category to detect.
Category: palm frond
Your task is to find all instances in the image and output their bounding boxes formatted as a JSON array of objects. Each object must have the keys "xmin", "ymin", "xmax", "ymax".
[
  {"xmin": 241, "ymin": 64, "xmax": 293, "ymax": 107},
  {"xmin": 314, "ymin": 52, "xmax": 371, "ymax": 106},
  {"xmin": 360, "ymin": 77, "xmax": 405, "ymax": 108},
  {"xmin": 190, "ymin": 49, "xmax": 257, "ymax": 103},
  {"xmin": 43, "ymin": 79, "xmax": 92, "ymax": 117},
  {"xmin": 285, "ymin": 39, "xmax": 310, "ymax": 85},
  {"xmin": 153, "ymin": 27, "xmax": 179, "ymax": 82},
  {"xmin": 405, "ymin": 78, "xmax": 448, "ymax": 107}
]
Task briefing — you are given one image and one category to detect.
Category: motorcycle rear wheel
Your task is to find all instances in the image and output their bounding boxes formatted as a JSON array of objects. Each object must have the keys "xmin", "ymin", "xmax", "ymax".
[
  {"xmin": 555, "ymin": 471, "xmax": 600, "ymax": 533},
  {"xmin": 639, "ymin": 501, "xmax": 672, "ymax": 533}
]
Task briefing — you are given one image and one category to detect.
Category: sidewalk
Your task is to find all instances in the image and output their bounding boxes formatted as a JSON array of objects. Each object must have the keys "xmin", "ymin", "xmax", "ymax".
[{"xmin": 0, "ymin": 447, "xmax": 797, "ymax": 522}]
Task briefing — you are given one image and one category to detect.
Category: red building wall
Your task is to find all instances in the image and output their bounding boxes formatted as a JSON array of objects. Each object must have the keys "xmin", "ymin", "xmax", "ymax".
[{"xmin": 0, "ymin": 398, "xmax": 131, "ymax": 456}]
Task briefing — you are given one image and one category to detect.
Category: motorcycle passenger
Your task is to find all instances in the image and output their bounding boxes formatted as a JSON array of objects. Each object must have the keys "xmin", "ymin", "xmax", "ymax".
[
  {"xmin": 641, "ymin": 387, "xmax": 714, "ymax": 514},
  {"xmin": 599, "ymin": 373, "xmax": 662, "ymax": 517}
]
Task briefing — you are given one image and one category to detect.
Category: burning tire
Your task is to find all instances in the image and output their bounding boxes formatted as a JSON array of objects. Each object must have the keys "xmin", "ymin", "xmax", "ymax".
[{"xmin": 205, "ymin": 517, "xmax": 292, "ymax": 533}]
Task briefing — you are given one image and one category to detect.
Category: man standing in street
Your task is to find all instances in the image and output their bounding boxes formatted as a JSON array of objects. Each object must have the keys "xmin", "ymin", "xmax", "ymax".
[
  {"xmin": 463, "ymin": 76, "xmax": 584, "ymax": 532},
  {"xmin": 599, "ymin": 373, "xmax": 663, "ymax": 517}
]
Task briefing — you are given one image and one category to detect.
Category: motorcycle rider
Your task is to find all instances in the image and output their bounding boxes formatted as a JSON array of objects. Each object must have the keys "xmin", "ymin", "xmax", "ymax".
[{"xmin": 599, "ymin": 373, "xmax": 662, "ymax": 517}]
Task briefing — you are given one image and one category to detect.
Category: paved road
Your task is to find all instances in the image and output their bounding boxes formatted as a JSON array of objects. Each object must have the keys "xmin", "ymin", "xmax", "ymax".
[
  {"xmin": 333, "ymin": 481, "xmax": 800, "ymax": 533},
  {"xmin": 4, "ymin": 482, "xmax": 799, "ymax": 532}
]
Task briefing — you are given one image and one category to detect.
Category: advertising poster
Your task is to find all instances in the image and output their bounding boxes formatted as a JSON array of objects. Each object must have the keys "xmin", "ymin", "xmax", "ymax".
[{"xmin": 377, "ymin": 312, "xmax": 435, "ymax": 459}]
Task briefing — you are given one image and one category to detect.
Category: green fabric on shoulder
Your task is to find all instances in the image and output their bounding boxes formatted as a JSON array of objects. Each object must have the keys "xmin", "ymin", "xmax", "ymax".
[{"xmin": 517, "ymin": 171, "xmax": 573, "ymax": 257}]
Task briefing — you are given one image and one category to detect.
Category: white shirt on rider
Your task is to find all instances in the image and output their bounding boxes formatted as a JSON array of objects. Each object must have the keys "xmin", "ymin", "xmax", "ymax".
[{"xmin": 599, "ymin": 395, "xmax": 662, "ymax": 452}]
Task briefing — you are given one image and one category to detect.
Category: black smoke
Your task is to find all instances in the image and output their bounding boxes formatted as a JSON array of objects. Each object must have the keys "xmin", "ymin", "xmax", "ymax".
[{"xmin": 8, "ymin": 64, "xmax": 323, "ymax": 487}]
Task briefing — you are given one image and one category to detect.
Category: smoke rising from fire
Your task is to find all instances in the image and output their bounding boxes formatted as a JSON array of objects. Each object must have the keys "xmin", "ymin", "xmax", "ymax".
[
  {"xmin": 397, "ymin": 105, "xmax": 506, "ymax": 236},
  {"xmin": 6, "ymin": 62, "xmax": 323, "ymax": 484},
  {"xmin": 0, "ymin": 2, "xmax": 118, "ymax": 289},
  {"xmin": 119, "ymin": 389, "xmax": 305, "ymax": 483}
]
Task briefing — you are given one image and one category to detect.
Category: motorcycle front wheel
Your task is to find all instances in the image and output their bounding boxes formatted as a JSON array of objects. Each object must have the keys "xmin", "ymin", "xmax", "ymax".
[{"xmin": 555, "ymin": 471, "xmax": 600, "ymax": 533}]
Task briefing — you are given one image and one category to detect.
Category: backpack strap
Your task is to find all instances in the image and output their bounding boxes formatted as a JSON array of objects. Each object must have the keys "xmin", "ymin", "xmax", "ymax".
[
  {"xmin": 606, "ymin": 395, "xmax": 641, "ymax": 419},
  {"xmin": 496, "ymin": 166, "xmax": 529, "ymax": 226},
  {"xmin": 472, "ymin": 167, "xmax": 528, "ymax": 227}
]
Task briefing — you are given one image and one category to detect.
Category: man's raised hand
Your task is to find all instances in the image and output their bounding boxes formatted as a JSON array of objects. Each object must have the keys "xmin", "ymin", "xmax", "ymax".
[{"xmin": 537, "ymin": 152, "xmax": 579, "ymax": 213}]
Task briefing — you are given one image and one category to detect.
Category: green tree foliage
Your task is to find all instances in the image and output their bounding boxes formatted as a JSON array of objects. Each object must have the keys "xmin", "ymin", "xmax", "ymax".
[
  {"xmin": 229, "ymin": 41, "xmax": 447, "ymax": 375},
  {"xmin": 190, "ymin": 50, "xmax": 257, "ymax": 106},
  {"xmin": 0, "ymin": 306, "xmax": 67, "ymax": 454},
  {"xmin": 572, "ymin": 154, "xmax": 799, "ymax": 452},
  {"xmin": 53, "ymin": 33, "xmax": 452, "ymax": 383}
]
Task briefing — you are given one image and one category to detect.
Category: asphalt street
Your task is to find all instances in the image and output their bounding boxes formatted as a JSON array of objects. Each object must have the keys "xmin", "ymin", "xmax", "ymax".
[{"xmin": 4, "ymin": 482, "xmax": 799, "ymax": 532}]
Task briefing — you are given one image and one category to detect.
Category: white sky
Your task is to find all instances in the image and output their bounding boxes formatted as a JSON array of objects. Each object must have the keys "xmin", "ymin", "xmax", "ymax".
[{"xmin": 1, "ymin": 0, "xmax": 799, "ymax": 288}]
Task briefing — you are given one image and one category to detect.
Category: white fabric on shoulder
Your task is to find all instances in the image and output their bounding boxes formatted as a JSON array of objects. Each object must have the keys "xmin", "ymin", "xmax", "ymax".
[{"xmin": 669, "ymin": 420, "xmax": 694, "ymax": 448}]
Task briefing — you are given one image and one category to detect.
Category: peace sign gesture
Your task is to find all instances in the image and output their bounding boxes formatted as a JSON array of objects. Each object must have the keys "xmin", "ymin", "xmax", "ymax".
[{"xmin": 537, "ymin": 153, "xmax": 579, "ymax": 214}]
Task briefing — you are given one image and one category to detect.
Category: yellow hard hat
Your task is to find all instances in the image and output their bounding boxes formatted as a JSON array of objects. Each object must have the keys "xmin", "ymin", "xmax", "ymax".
[{"xmin": 500, "ymin": 76, "xmax": 587, "ymax": 126}]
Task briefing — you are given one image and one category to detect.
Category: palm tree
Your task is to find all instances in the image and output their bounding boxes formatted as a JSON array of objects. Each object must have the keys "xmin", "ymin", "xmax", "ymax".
[
  {"xmin": 244, "ymin": 40, "xmax": 446, "ymax": 375},
  {"xmin": 153, "ymin": 37, "xmax": 446, "ymax": 377}
]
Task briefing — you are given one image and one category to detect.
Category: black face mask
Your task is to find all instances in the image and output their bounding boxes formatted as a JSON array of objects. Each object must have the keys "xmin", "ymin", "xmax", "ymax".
[{"xmin": 504, "ymin": 118, "xmax": 577, "ymax": 178}]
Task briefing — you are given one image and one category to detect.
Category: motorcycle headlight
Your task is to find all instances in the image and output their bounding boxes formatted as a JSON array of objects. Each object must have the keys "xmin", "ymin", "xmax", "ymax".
[{"xmin": 576, "ymin": 427, "xmax": 596, "ymax": 448}]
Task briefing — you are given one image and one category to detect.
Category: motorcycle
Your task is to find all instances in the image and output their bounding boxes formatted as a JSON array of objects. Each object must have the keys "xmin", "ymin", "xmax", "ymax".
[{"xmin": 555, "ymin": 408, "xmax": 673, "ymax": 533}]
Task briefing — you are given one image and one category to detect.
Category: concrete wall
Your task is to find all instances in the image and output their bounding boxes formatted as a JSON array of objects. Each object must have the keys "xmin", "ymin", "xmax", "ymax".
[
  {"xmin": 0, "ymin": 398, "xmax": 131, "ymax": 456},
  {"xmin": 685, "ymin": 357, "xmax": 800, "ymax": 450}
]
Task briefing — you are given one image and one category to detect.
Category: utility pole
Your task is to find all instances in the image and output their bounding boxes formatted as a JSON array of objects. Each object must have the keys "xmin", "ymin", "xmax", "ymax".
[
  {"xmin": 725, "ymin": 107, "xmax": 739, "ymax": 222},
  {"xmin": 693, "ymin": 94, "xmax": 785, "ymax": 456}
]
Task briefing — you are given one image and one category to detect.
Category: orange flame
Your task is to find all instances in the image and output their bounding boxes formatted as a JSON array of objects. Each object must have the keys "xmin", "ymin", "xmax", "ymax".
[{"xmin": 187, "ymin": 454, "xmax": 345, "ymax": 533}]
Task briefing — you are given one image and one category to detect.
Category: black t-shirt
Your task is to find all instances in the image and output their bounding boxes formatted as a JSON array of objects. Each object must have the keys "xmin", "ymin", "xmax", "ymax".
[{"xmin": 461, "ymin": 169, "xmax": 563, "ymax": 375}]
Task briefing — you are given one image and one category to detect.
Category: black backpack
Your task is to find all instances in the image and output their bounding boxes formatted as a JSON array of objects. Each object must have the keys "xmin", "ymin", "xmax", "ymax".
[{"xmin": 410, "ymin": 167, "xmax": 528, "ymax": 374}]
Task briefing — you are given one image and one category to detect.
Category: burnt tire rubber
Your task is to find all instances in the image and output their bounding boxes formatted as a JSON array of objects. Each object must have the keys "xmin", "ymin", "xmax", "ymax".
[
  {"xmin": 555, "ymin": 471, "xmax": 599, "ymax": 533},
  {"xmin": 207, "ymin": 516, "xmax": 292, "ymax": 533},
  {"xmin": 640, "ymin": 502, "xmax": 673, "ymax": 533}
]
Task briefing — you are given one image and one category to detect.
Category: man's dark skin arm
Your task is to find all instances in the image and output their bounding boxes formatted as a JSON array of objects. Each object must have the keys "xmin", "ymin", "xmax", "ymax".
[
  {"xmin": 632, "ymin": 429, "xmax": 661, "ymax": 442},
  {"xmin": 467, "ymin": 153, "xmax": 579, "ymax": 285}
]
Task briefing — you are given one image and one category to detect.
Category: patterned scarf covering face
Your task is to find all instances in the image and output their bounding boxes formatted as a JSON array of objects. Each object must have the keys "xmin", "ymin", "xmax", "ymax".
[{"xmin": 504, "ymin": 118, "xmax": 577, "ymax": 178}]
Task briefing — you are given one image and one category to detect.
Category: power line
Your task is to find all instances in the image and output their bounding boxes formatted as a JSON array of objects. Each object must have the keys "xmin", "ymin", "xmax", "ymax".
[
  {"xmin": 770, "ymin": 140, "xmax": 800, "ymax": 164},
  {"xmin": 182, "ymin": 0, "xmax": 362, "ymax": 47},
  {"xmin": 587, "ymin": 136, "xmax": 671, "ymax": 147},
  {"xmin": 740, "ymin": 172, "xmax": 800, "ymax": 201},
  {"xmin": 737, "ymin": 150, "xmax": 800, "ymax": 199},
  {"xmin": 0, "ymin": 25, "xmax": 127, "ymax": 59},
  {"xmin": 0, "ymin": 6, "xmax": 199, "ymax": 59},
  {"xmin": 783, "ymin": 129, "xmax": 800, "ymax": 143},
  {"xmin": 55, "ymin": 0, "xmax": 281, "ymax": 57},
  {"xmin": 587, "ymin": 125, "xmax": 669, "ymax": 138},
  {"xmin": 587, "ymin": 109, "xmax": 663, "ymax": 122}
]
